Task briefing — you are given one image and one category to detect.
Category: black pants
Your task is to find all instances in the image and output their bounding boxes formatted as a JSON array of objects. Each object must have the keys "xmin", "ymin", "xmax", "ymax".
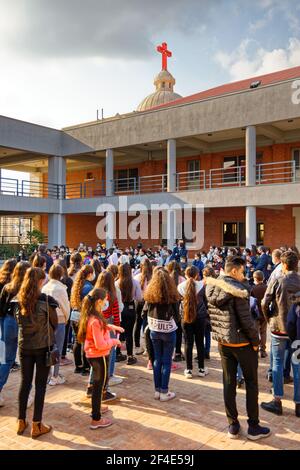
[
  {"xmin": 218, "ymin": 344, "xmax": 259, "ymax": 426},
  {"xmin": 182, "ymin": 317, "xmax": 206, "ymax": 370},
  {"xmin": 134, "ymin": 301, "xmax": 144, "ymax": 348},
  {"xmin": 144, "ymin": 325, "xmax": 154, "ymax": 364},
  {"xmin": 88, "ymin": 356, "xmax": 108, "ymax": 421},
  {"xmin": 18, "ymin": 348, "xmax": 50, "ymax": 422},
  {"xmin": 175, "ymin": 321, "xmax": 183, "ymax": 355},
  {"xmin": 121, "ymin": 303, "xmax": 136, "ymax": 356},
  {"xmin": 71, "ymin": 321, "xmax": 90, "ymax": 370},
  {"xmin": 62, "ymin": 319, "xmax": 71, "ymax": 358}
]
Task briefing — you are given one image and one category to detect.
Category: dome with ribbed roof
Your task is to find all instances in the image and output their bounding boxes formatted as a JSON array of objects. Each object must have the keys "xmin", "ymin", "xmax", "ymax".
[{"xmin": 137, "ymin": 68, "xmax": 182, "ymax": 111}]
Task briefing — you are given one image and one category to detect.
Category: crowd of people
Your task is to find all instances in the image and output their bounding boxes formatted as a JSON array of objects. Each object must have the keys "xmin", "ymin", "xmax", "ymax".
[{"xmin": 0, "ymin": 240, "xmax": 300, "ymax": 440}]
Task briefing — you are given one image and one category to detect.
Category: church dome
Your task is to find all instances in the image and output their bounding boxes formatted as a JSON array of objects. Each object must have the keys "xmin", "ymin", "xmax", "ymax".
[{"xmin": 137, "ymin": 66, "xmax": 182, "ymax": 112}]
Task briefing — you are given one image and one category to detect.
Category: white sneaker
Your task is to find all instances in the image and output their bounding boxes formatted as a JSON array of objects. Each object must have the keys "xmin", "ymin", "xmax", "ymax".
[
  {"xmin": 198, "ymin": 367, "xmax": 209, "ymax": 377},
  {"xmin": 0, "ymin": 393, "xmax": 4, "ymax": 407},
  {"xmin": 134, "ymin": 347, "xmax": 145, "ymax": 355},
  {"xmin": 108, "ymin": 376, "xmax": 123, "ymax": 386},
  {"xmin": 27, "ymin": 390, "xmax": 34, "ymax": 409},
  {"xmin": 154, "ymin": 391, "xmax": 160, "ymax": 400},
  {"xmin": 184, "ymin": 369, "xmax": 193, "ymax": 379},
  {"xmin": 160, "ymin": 391, "xmax": 176, "ymax": 402},
  {"xmin": 48, "ymin": 375, "xmax": 66, "ymax": 386}
]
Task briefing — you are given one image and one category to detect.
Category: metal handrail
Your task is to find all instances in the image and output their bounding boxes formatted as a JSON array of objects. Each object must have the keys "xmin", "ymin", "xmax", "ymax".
[{"xmin": 0, "ymin": 159, "xmax": 298, "ymax": 200}]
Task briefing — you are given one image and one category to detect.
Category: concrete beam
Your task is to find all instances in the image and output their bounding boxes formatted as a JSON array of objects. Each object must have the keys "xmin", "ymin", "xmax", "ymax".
[
  {"xmin": 257, "ymin": 124, "xmax": 285, "ymax": 142},
  {"xmin": 63, "ymin": 79, "xmax": 300, "ymax": 151},
  {"xmin": 67, "ymin": 154, "xmax": 104, "ymax": 165}
]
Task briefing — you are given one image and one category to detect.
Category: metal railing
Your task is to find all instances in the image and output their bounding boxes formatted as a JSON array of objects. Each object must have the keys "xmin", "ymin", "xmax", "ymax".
[
  {"xmin": 64, "ymin": 180, "xmax": 105, "ymax": 199},
  {"xmin": 139, "ymin": 174, "xmax": 167, "ymax": 193},
  {"xmin": 0, "ymin": 160, "xmax": 298, "ymax": 200},
  {"xmin": 114, "ymin": 177, "xmax": 138, "ymax": 194},
  {"xmin": 209, "ymin": 166, "xmax": 246, "ymax": 189},
  {"xmin": 256, "ymin": 160, "xmax": 296, "ymax": 185},
  {"xmin": 176, "ymin": 170, "xmax": 206, "ymax": 191},
  {"xmin": 0, "ymin": 177, "xmax": 60, "ymax": 198}
]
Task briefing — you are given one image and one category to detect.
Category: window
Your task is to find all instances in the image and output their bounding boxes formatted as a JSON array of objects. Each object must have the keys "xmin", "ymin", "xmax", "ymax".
[
  {"xmin": 0, "ymin": 217, "xmax": 33, "ymax": 244},
  {"xmin": 257, "ymin": 223, "xmax": 264, "ymax": 245},
  {"xmin": 114, "ymin": 168, "xmax": 139, "ymax": 192},
  {"xmin": 223, "ymin": 156, "xmax": 245, "ymax": 183},
  {"xmin": 222, "ymin": 221, "xmax": 264, "ymax": 246},
  {"xmin": 187, "ymin": 160, "xmax": 200, "ymax": 181},
  {"xmin": 292, "ymin": 149, "xmax": 300, "ymax": 169}
]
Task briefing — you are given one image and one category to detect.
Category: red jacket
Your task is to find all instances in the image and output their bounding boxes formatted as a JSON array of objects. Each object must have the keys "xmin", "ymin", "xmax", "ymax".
[{"xmin": 102, "ymin": 295, "xmax": 120, "ymax": 326}]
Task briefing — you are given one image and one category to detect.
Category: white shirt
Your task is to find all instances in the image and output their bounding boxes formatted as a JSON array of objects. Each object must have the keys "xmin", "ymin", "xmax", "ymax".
[
  {"xmin": 108, "ymin": 252, "xmax": 119, "ymax": 266},
  {"xmin": 177, "ymin": 279, "xmax": 204, "ymax": 297}
]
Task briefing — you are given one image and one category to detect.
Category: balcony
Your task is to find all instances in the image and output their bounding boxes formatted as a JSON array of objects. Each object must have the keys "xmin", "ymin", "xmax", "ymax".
[{"xmin": 0, "ymin": 160, "xmax": 298, "ymax": 201}]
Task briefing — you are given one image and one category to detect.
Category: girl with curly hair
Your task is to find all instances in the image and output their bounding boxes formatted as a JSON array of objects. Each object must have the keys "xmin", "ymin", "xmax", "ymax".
[{"xmin": 142, "ymin": 268, "xmax": 180, "ymax": 402}]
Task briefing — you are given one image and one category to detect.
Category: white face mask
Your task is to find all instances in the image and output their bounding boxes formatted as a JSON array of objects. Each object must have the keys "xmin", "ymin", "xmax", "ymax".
[
  {"xmin": 102, "ymin": 300, "xmax": 109, "ymax": 311},
  {"xmin": 90, "ymin": 272, "xmax": 96, "ymax": 282}
]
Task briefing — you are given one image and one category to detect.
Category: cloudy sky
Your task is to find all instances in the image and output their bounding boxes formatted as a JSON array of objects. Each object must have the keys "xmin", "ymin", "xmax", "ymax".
[{"xmin": 0, "ymin": 0, "xmax": 300, "ymax": 129}]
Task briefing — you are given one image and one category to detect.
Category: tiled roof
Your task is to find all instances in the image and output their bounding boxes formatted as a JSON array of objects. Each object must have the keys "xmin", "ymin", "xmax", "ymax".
[{"xmin": 148, "ymin": 66, "xmax": 300, "ymax": 111}]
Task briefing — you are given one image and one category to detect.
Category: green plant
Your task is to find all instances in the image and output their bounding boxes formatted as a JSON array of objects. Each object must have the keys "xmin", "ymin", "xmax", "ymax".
[{"xmin": 0, "ymin": 245, "xmax": 18, "ymax": 260}]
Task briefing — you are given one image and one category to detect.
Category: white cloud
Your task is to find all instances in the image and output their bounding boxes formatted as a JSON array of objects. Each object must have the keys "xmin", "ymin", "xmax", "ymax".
[{"xmin": 215, "ymin": 37, "xmax": 300, "ymax": 81}]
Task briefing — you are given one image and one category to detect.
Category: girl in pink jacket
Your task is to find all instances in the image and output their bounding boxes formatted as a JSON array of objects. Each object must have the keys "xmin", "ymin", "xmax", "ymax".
[{"xmin": 78, "ymin": 288, "xmax": 123, "ymax": 429}]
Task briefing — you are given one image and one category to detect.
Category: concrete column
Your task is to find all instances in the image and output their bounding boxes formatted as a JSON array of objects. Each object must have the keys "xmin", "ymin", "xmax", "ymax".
[
  {"xmin": 106, "ymin": 149, "xmax": 114, "ymax": 197},
  {"xmin": 166, "ymin": 209, "xmax": 176, "ymax": 250},
  {"xmin": 48, "ymin": 156, "xmax": 66, "ymax": 247},
  {"xmin": 246, "ymin": 206, "xmax": 257, "ymax": 248},
  {"xmin": 48, "ymin": 156, "xmax": 66, "ymax": 186},
  {"xmin": 246, "ymin": 126, "xmax": 256, "ymax": 186},
  {"xmin": 293, "ymin": 208, "xmax": 300, "ymax": 250},
  {"xmin": 167, "ymin": 139, "xmax": 176, "ymax": 192},
  {"xmin": 105, "ymin": 211, "xmax": 115, "ymax": 249},
  {"xmin": 48, "ymin": 213, "xmax": 66, "ymax": 248}
]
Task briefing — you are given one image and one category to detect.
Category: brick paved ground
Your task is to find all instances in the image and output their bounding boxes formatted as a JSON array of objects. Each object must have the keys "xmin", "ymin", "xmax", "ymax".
[{"xmin": 0, "ymin": 339, "xmax": 299, "ymax": 450}]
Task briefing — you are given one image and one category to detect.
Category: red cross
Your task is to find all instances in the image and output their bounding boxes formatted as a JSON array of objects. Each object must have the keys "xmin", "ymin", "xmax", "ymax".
[{"xmin": 156, "ymin": 42, "xmax": 172, "ymax": 70}]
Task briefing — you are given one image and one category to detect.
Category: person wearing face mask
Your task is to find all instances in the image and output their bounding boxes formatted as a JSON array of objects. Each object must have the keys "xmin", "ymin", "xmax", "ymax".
[
  {"xmin": 70, "ymin": 265, "xmax": 95, "ymax": 375},
  {"xmin": 171, "ymin": 240, "xmax": 188, "ymax": 263},
  {"xmin": 99, "ymin": 252, "xmax": 108, "ymax": 270},
  {"xmin": 192, "ymin": 253, "xmax": 204, "ymax": 279},
  {"xmin": 207, "ymin": 246, "xmax": 216, "ymax": 263},
  {"xmin": 78, "ymin": 288, "xmax": 124, "ymax": 430}
]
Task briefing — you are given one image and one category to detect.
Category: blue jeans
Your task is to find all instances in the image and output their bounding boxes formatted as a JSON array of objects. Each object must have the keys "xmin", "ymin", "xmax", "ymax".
[
  {"xmin": 271, "ymin": 336, "xmax": 290, "ymax": 399},
  {"xmin": 53, "ymin": 323, "xmax": 66, "ymax": 377},
  {"xmin": 268, "ymin": 339, "xmax": 292, "ymax": 378},
  {"xmin": 150, "ymin": 330, "xmax": 176, "ymax": 394},
  {"xmin": 204, "ymin": 323, "xmax": 211, "ymax": 355},
  {"xmin": 0, "ymin": 315, "xmax": 18, "ymax": 392}
]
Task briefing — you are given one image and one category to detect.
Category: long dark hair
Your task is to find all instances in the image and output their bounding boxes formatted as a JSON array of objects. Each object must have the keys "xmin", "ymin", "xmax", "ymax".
[
  {"xmin": 77, "ymin": 288, "xmax": 108, "ymax": 343},
  {"xmin": 18, "ymin": 267, "xmax": 46, "ymax": 317},
  {"xmin": 0, "ymin": 259, "xmax": 17, "ymax": 286},
  {"xmin": 144, "ymin": 268, "xmax": 180, "ymax": 304},
  {"xmin": 118, "ymin": 263, "xmax": 133, "ymax": 303},
  {"xmin": 68, "ymin": 253, "xmax": 83, "ymax": 277},
  {"xmin": 95, "ymin": 271, "xmax": 116, "ymax": 306},
  {"xmin": 70, "ymin": 265, "xmax": 94, "ymax": 310},
  {"xmin": 166, "ymin": 261, "xmax": 183, "ymax": 286},
  {"xmin": 182, "ymin": 266, "xmax": 199, "ymax": 324},
  {"xmin": 140, "ymin": 258, "xmax": 153, "ymax": 289},
  {"xmin": 5, "ymin": 261, "xmax": 31, "ymax": 297}
]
